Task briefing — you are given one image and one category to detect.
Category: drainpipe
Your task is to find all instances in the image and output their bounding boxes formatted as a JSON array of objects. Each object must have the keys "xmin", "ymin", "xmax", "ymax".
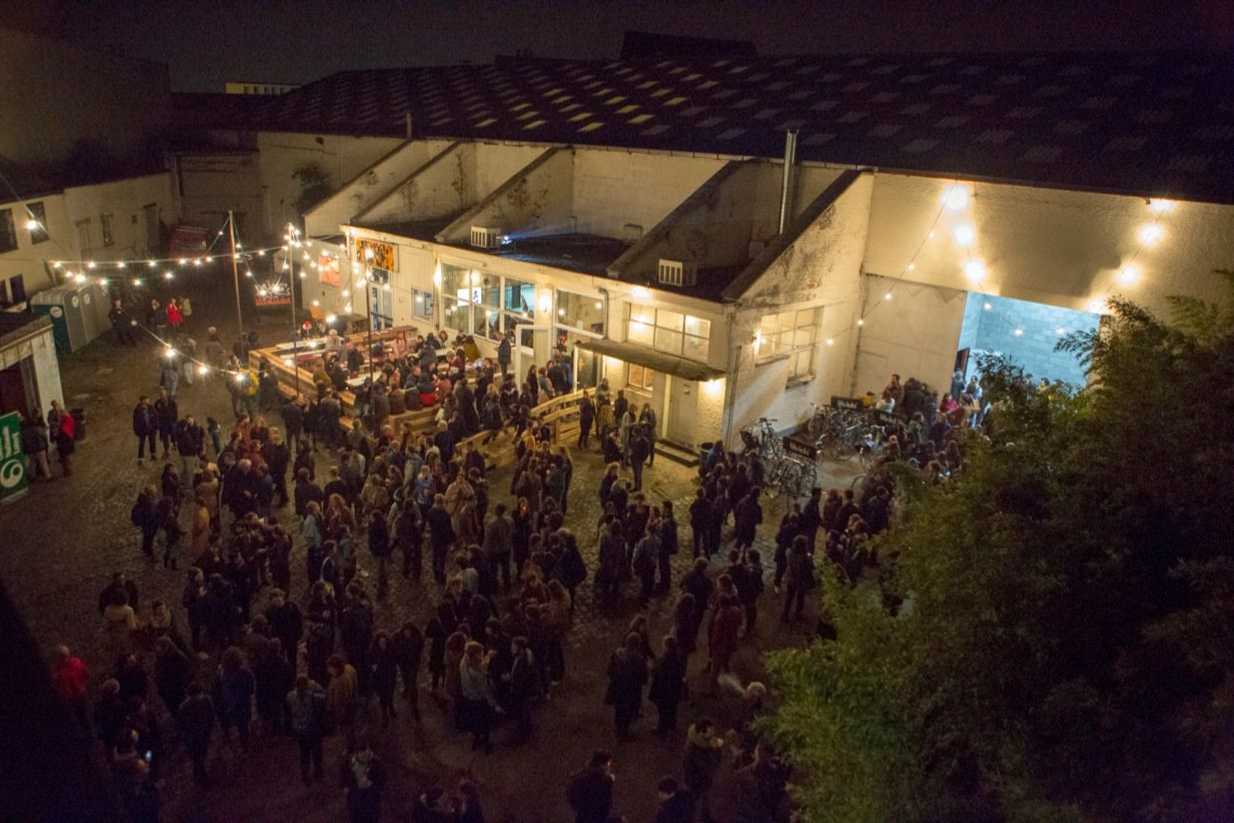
[{"xmin": 777, "ymin": 129, "xmax": 799, "ymax": 234}]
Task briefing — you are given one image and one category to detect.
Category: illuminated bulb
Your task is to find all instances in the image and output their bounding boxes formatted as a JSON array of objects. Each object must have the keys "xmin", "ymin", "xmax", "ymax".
[
  {"xmin": 75, "ymin": 274, "xmax": 88, "ymax": 284},
  {"xmin": 964, "ymin": 259, "xmax": 986, "ymax": 283},
  {"xmin": 884, "ymin": 291, "xmax": 893, "ymax": 301},
  {"xmin": 245, "ymin": 270, "xmax": 253, "ymax": 278},
  {"xmin": 98, "ymin": 278, "xmax": 109, "ymax": 287},
  {"xmin": 218, "ymin": 231, "xmax": 224, "ymax": 237},
  {"xmin": 53, "ymin": 261, "xmax": 62, "ymax": 268},
  {"xmin": 856, "ymin": 319, "xmax": 864, "ymax": 327},
  {"xmin": 233, "ymin": 373, "xmax": 245, "ymax": 384},
  {"xmin": 147, "ymin": 260, "xmax": 156, "ymax": 268},
  {"xmin": 1088, "ymin": 297, "xmax": 1107, "ymax": 314},
  {"xmin": 928, "ymin": 231, "xmax": 935, "ymax": 239},
  {"xmin": 1137, "ymin": 224, "xmax": 1164, "ymax": 246},
  {"xmin": 594, "ymin": 301, "xmax": 603, "ymax": 309},
  {"xmin": 282, "ymin": 357, "xmax": 293, "ymax": 367},
  {"xmin": 193, "ymin": 258, "xmax": 203, "ymax": 267},
  {"xmin": 311, "ymin": 299, "xmax": 320, "ymax": 307},
  {"xmin": 1013, "ymin": 328, "xmax": 1024, "ymax": 337},
  {"xmin": 299, "ymin": 272, "xmax": 307, "ymax": 279},
  {"xmin": 341, "ymin": 289, "xmax": 350, "ymax": 298},
  {"xmin": 116, "ymin": 261, "xmax": 126, "ymax": 269},
  {"xmin": 1147, "ymin": 198, "xmax": 1175, "ymax": 214},
  {"xmin": 257, "ymin": 250, "xmax": 265, "ymax": 257},
  {"xmin": 1116, "ymin": 265, "xmax": 1139, "ymax": 285},
  {"xmin": 364, "ymin": 249, "xmax": 374, "ymax": 260},
  {"xmin": 558, "ymin": 308, "xmax": 565, "ymax": 316},
  {"xmin": 826, "ymin": 338, "xmax": 835, "ymax": 346},
  {"xmin": 87, "ymin": 261, "xmax": 97, "ymax": 269},
  {"xmin": 133, "ymin": 278, "xmax": 143, "ymax": 287},
  {"xmin": 941, "ymin": 185, "xmax": 970, "ymax": 211},
  {"xmin": 178, "ymin": 258, "xmax": 188, "ymax": 265},
  {"xmin": 325, "ymin": 314, "xmax": 337, "ymax": 324},
  {"xmin": 1055, "ymin": 327, "xmax": 1067, "ymax": 335},
  {"xmin": 906, "ymin": 262, "xmax": 916, "ymax": 271},
  {"xmin": 983, "ymin": 302, "xmax": 992, "ymax": 311},
  {"xmin": 163, "ymin": 347, "xmax": 177, "ymax": 359},
  {"xmin": 164, "ymin": 271, "xmax": 174, "ymax": 281},
  {"xmin": 25, "ymin": 218, "xmax": 39, "ymax": 231},
  {"xmin": 953, "ymin": 224, "xmax": 975, "ymax": 247},
  {"xmin": 236, "ymin": 243, "xmax": 243, "ymax": 250},
  {"xmin": 198, "ymin": 365, "xmax": 210, "ymax": 376}
]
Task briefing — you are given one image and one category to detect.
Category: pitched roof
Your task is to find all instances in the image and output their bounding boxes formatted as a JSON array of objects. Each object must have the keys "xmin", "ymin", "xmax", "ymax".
[{"xmin": 252, "ymin": 51, "xmax": 1234, "ymax": 204}]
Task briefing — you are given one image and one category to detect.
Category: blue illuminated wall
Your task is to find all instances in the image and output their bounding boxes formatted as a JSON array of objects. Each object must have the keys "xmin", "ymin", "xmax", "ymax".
[{"xmin": 959, "ymin": 292, "xmax": 1098, "ymax": 387}]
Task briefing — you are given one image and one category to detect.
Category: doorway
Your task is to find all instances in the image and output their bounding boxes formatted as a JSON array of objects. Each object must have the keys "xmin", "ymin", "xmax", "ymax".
[
  {"xmin": 957, "ymin": 292, "xmax": 1099, "ymax": 388},
  {"xmin": 665, "ymin": 375, "xmax": 697, "ymax": 447},
  {"xmin": 143, "ymin": 204, "xmax": 159, "ymax": 255},
  {"xmin": 368, "ymin": 285, "xmax": 393, "ymax": 330}
]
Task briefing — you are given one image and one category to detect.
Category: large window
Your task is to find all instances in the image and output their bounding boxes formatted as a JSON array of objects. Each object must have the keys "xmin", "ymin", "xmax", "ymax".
[
  {"xmin": 0, "ymin": 209, "xmax": 16, "ymax": 253},
  {"xmin": 758, "ymin": 306, "xmax": 820, "ymax": 380},
  {"xmin": 101, "ymin": 213, "xmax": 114, "ymax": 247},
  {"xmin": 27, "ymin": 203, "xmax": 47, "ymax": 244},
  {"xmin": 412, "ymin": 288, "xmax": 434, "ymax": 320},
  {"xmin": 625, "ymin": 302, "xmax": 710, "ymax": 362},
  {"xmin": 557, "ymin": 290, "xmax": 605, "ymax": 334},
  {"xmin": 627, "ymin": 363, "xmax": 654, "ymax": 392},
  {"xmin": 440, "ymin": 264, "xmax": 526, "ymax": 341}
]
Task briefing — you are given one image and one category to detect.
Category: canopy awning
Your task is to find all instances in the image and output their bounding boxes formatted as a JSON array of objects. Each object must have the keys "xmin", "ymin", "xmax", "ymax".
[{"xmin": 574, "ymin": 337, "xmax": 726, "ymax": 382}]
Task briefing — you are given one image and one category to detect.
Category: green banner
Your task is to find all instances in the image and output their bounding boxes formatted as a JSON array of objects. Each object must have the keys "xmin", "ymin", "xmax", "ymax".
[{"xmin": 0, "ymin": 411, "xmax": 29, "ymax": 504}]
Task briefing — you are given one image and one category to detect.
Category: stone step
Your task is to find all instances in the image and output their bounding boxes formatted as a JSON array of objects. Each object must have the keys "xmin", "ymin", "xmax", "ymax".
[{"xmin": 655, "ymin": 439, "xmax": 700, "ymax": 467}]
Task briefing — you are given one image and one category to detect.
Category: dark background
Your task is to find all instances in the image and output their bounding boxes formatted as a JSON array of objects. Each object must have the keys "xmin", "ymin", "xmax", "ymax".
[{"xmin": 7, "ymin": 0, "xmax": 1234, "ymax": 92}]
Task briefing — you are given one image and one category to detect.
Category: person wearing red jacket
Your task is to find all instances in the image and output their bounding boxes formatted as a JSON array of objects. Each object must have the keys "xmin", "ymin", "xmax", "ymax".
[{"xmin": 52, "ymin": 644, "xmax": 90, "ymax": 730}]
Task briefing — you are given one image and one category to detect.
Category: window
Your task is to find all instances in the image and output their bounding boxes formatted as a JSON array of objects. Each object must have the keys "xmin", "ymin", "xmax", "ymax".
[
  {"xmin": 439, "ymin": 264, "xmax": 516, "ymax": 340},
  {"xmin": 412, "ymin": 288, "xmax": 434, "ymax": 320},
  {"xmin": 625, "ymin": 302, "xmax": 710, "ymax": 361},
  {"xmin": 757, "ymin": 306, "xmax": 820, "ymax": 380},
  {"xmin": 9, "ymin": 274, "xmax": 25, "ymax": 304},
  {"xmin": 101, "ymin": 213, "xmax": 114, "ymax": 247},
  {"xmin": 0, "ymin": 209, "xmax": 16, "ymax": 253},
  {"xmin": 556, "ymin": 290, "xmax": 605, "ymax": 334},
  {"xmin": 75, "ymin": 218, "xmax": 91, "ymax": 253},
  {"xmin": 627, "ymin": 363, "xmax": 655, "ymax": 392},
  {"xmin": 27, "ymin": 203, "xmax": 47, "ymax": 244},
  {"xmin": 502, "ymin": 277, "xmax": 535, "ymax": 337}
]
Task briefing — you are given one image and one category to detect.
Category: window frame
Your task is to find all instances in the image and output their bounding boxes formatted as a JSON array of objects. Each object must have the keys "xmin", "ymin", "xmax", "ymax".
[
  {"xmin": 757, "ymin": 306, "xmax": 821, "ymax": 381},
  {"xmin": 0, "ymin": 209, "xmax": 17, "ymax": 253},
  {"xmin": 27, "ymin": 202, "xmax": 48, "ymax": 244},
  {"xmin": 100, "ymin": 213, "xmax": 114, "ymax": 247},
  {"xmin": 627, "ymin": 363, "xmax": 655, "ymax": 392},
  {"xmin": 412, "ymin": 288, "xmax": 434, "ymax": 320},
  {"xmin": 624, "ymin": 302, "xmax": 710, "ymax": 362}
]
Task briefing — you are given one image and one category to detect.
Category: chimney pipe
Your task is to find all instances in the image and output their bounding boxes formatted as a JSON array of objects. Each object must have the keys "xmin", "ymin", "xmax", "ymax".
[{"xmin": 778, "ymin": 129, "xmax": 799, "ymax": 234}]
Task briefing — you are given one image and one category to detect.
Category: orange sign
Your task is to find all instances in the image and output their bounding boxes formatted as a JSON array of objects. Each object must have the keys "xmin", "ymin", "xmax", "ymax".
[
  {"xmin": 319, "ymin": 253, "xmax": 341, "ymax": 287},
  {"xmin": 354, "ymin": 239, "xmax": 396, "ymax": 273}
]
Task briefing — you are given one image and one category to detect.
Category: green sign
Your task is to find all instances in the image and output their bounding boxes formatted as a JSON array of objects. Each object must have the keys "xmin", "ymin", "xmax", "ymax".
[{"xmin": 0, "ymin": 411, "xmax": 29, "ymax": 504}]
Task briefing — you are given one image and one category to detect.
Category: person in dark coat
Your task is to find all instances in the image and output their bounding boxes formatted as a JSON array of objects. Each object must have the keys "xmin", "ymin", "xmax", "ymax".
[
  {"xmin": 566, "ymin": 751, "xmax": 615, "ymax": 823},
  {"xmin": 369, "ymin": 632, "xmax": 400, "ymax": 727},
  {"xmin": 628, "ymin": 425, "xmax": 651, "ymax": 492},
  {"xmin": 649, "ymin": 635, "xmax": 688, "ymax": 734},
  {"xmin": 265, "ymin": 588, "xmax": 303, "ymax": 662},
  {"xmin": 391, "ymin": 621, "xmax": 424, "ymax": 723},
  {"xmin": 341, "ymin": 739, "xmax": 385, "ymax": 823},
  {"xmin": 368, "ymin": 510, "xmax": 392, "ymax": 598},
  {"xmin": 154, "ymin": 637, "xmax": 191, "ymax": 718},
  {"xmin": 132, "ymin": 396, "xmax": 158, "ymax": 464},
  {"xmin": 426, "ymin": 494, "xmax": 455, "ymax": 585},
  {"xmin": 653, "ymin": 776, "xmax": 693, "ymax": 823},
  {"xmin": 153, "ymin": 390, "xmax": 178, "ymax": 460},
  {"xmin": 177, "ymin": 681, "xmax": 216, "ymax": 785},
  {"xmin": 733, "ymin": 489, "xmax": 763, "ymax": 553},
  {"xmin": 577, "ymin": 393, "xmax": 595, "ymax": 449},
  {"xmin": 606, "ymin": 633, "xmax": 648, "ymax": 739}
]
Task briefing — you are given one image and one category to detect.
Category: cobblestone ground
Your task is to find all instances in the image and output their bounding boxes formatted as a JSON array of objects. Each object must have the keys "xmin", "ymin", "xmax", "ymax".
[{"xmin": 0, "ymin": 288, "xmax": 864, "ymax": 823}]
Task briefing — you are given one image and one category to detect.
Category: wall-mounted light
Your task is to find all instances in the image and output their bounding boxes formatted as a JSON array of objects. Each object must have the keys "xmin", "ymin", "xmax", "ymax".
[
  {"xmin": 1116, "ymin": 265, "xmax": 1139, "ymax": 285},
  {"xmin": 702, "ymin": 378, "xmax": 724, "ymax": 397},
  {"xmin": 632, "ymin": 286, "xmax": 651, "ymax": 300},
  {"xmin": 1147, "ymin": 198, "xmax": 1175, "ymax": 214},
  {"xmin": 1137, "ymin": 224, "xmax": 1164, "ymax": 246},
  {"xmin": 964, "ymin": 259, "xmax": 986, "ymax": 284},
  {"xmin": 941, "ymin": 185, "xmax": 970, "ymax": 211}
]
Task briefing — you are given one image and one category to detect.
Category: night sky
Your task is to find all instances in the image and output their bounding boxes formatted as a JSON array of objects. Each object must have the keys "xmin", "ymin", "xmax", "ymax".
[{"xmin": 21, "ymin": 0, "xmax": 1234, "ymax": 91}]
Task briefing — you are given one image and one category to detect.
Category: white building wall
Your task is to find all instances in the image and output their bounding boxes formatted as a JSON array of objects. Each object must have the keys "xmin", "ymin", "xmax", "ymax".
[
  {"xmin": 304, "ymin": 139, "xmax": 454, "ymax": 237},
  {"xmin": 256, "ymin": 132, "xmax": 403, "ymax": 238},
  {"xmin": 62, "ymin": 172, "xmax": 177, "ymax": 262},
  {"xmin": 0, "ymin": 195, "xmax": 72, "ymax": 299},
  {"xmin": 864, "ymin": 172, "xmax": 1234, "ymax": 318},
  {"xmin": 726, "ymin": 172, "xmax": 873, "ymax": 442},
  {"xmin": 30, "ymin": 328, "xmax": 64, "ymax": 412},
  {"xmin": 852, "ymin": 274, "xmax": 967, "ymax": 398},
  {"xmin": 571, "ymin": 150, "xmax": 723, "ymax": 238}
]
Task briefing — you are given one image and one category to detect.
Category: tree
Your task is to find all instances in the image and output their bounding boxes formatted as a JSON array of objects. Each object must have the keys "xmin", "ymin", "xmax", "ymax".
[
  {"xmin": 291, "ymin": 162, "xmax": 332, "ymax": 217},
  {"xmin": 765, "ymin": 276, "xmax": 1234, "ymax": 823}
]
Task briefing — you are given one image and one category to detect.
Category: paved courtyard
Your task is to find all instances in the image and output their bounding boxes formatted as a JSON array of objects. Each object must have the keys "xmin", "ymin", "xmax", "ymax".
[{"xmin": 0, "ymin": 288, "xmax": 861, "ymax": 822}]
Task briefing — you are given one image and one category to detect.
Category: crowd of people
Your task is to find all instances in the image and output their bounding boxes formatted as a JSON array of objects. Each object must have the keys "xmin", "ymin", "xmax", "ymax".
[{"xmin": 36, "ymin": 309, "xmax": 822, "ymax": 823}]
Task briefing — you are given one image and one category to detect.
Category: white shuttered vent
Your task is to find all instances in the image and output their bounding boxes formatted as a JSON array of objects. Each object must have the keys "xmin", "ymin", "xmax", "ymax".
[{"xmin": 657, "ymin": 258, "xmax": 696, "ymax": 287}]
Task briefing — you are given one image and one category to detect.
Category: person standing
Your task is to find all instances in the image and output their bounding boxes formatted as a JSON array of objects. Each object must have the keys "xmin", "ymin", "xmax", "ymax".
[
  {"xmin": 391, "ymin": 621, "xmax": 424, "ymax": 724},
  {"xmin": 426, "ymin": 494, "xmax": 455, "ymax": 586},
  {"xmin": 606, "ymin": 633, "xmax": 648, "ymax": 739},
  {"xmin": 683, "ymin": 719, "xmax": 725, "ymax": 823},
  {"xmin": 51, "ymin": 645, "xmax": 91, "ymax": 731},
  {"xmin": 482, "ymin": 502, "xmax": 513, "ymax": 593},
  {"xmin": 628, "ymin": 425, "xmax": 650, "ymax": 492},
  {"xmin": 649, "ymin": 635, "xmax": 687, "ymax": 735},
  {"xmin": 174, "ymin": 414, "xmax": 206, "ymax": 488},
  {"xmin": 177, "ymin": 681, "xmax": 216, "ymax": 786},
  {"xmin": 48, "ymin": 402, "xmax": 75, "ymax": 477},
  {"xmin": 153, "ymin": 389, "xmax": 178, "ymax": 460},
  {"xmin": 341, "ymin": 738, "xmax": 385, "ymax": 823},
  {"xmin": 577, "ymin": 392, "xmax": 594, "ymax": 449},
  {"xmin": 286, "ymin": 674, "xmax": 327, "ymax": 784},
  {"xmin": 638, "ymin": 403, "xmax": 658, "ymax": 465},
  {"xmin": 132, "ymin": 396, "xmax": 157, "ymax": 465},
  {"xmin": 109, "ymin": 298, "xmax": 138, "ymax": 346},
  {"xmin": 131, "ymin": 484, "xmax": 160, "ymax": 559},
  {"xmin": 781, "ymin": 534, "xmax": 812, "ymax": 624},
  {"xmin": 19, "ymin": 411, "xmax": 51, "ymax": 481},
  {"xmin": 566, "ymin": 751, "xmax": 616, "ymax": 823},
  {"xmin": 653, "ymin": 776, "xmax": 693, "ymax": 823}
]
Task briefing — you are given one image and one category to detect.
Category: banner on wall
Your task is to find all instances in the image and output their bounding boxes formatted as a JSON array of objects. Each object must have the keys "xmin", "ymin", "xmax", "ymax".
[
  {"xmin": 354, "ymin": 239, "xmax": 397, "ymax": 273},
  {"xmin": 319, "ymin": 253, "xmax": 342, "ymax": 287},
  {"xmin": 0, "ymin": 411, "xmax": 30, "ymax": 504}
]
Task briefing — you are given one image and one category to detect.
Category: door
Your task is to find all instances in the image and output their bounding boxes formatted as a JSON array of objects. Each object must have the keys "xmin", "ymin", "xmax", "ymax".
[
  {"xmin": 666, "ymin": 375, "xmax": 697, "ymax": 447},
  {"xmin": 143, "ymin": 204, "xmax": 159, "ymax": 255},
  {"xmin": 75, "ymin": 220, "xmax": 91, "ymax": 256},
  {"xmin": 368, "ymin": 285, "xmax": 393, "ymax": 330}
]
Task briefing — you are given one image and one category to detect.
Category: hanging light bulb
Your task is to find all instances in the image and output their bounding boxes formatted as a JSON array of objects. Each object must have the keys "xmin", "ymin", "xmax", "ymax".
[
  {"xmin": 245, "ymin": 270, "xmax": 254, "ymax": 278},
  {"xmin": 116, "ymin": 261, "xmax": 126, "ymax": 269},
  {"xmin": 147, "ymin": 260, "xmax": 156, "ymax": 268},
  {"xmin": 884, "ymin": 291, "xmax": 893, "ymax": 301},
  {"xmin": 1013, "ymin": 328, "xmax": 1024, "ymax": 337},
  {"xmin": 342, "ymin": 289, "xmax": 350, "ymax": 298},
  {"xmin": 964, "ymin": 259, "xmax": 986, "ymax": 283},
  {"xmin": 86, "ymin": 261, "xmax": 97, "ymax": 270},
  {"xmin": 257, "ymin": 250, "xmax": 266, "ymax": 257},
  {"xmin": 98, "ymin": 278, "xmax": 109, "ymax": 287},
  {"xmin": 1137, "ymin": 224, "xmax": 1164, "ymax": 246},
  {"xmin": 983, "ymin": 302, "xmax": 992, "ymax": 310},
  {"xmin": 25, "ymin": 218, "xmax": 39, "ymax": 231},
  {"xmin": 1116, "ymin": 265, "xmax": 1139, "ymax": 285},
  {"xmin": 311, "ymin": 299, "xmax": 320, "ymax": 307},
  {"xmin": 52, "ymin": 261, "xmax": 62, "ymax": 268},
  {"xmin": 941, "ymin": 185, "xmax": 970, "ymax": 211},
  {"xmin": 164, "ymin": 271, "xmax": 174, "ymax": 281},
  {"xmin": 856, "ymin": 318, "xmax": 864, "ymax": 326},
  {"xmin": 826, "ymin": 338, "xmax": 835, "ymax": 346},
  {"xmin": 1147, "ymin": 198, "xmax": 1175, "ymax": 214},
  {"xmin": 163, "ymin": 346, "xmax": 177, "ymax": 359},
  {"xmin": 133, "ymin": 278, "xmax": 144, "ymax": 287},
  {"xmin": 178, "ymin": 258, "xmax": 188, "ymax": 266},
  {"xmin": 193, "ymin": 258, "xmax": 204, "ymax": 267},
  {"xmin": 953, "ymin": 224, "xmax": 975, "ymax": 247},
  {"xmin": 198, "ymin": 364, "xmax": 210, "ymax": 376}
]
